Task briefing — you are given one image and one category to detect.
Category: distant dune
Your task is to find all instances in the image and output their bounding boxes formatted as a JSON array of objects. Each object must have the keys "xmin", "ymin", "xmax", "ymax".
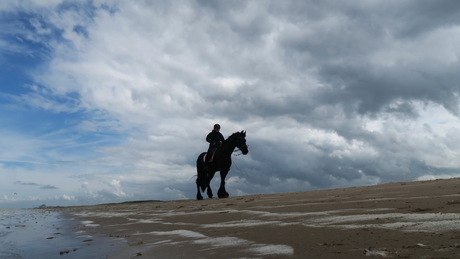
[{"xmin": 59, "ymin": 178, "xmax": 460, "ymax": 258}]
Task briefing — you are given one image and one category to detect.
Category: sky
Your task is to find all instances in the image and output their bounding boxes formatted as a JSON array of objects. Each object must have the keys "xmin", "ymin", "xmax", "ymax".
[{"xmin": 1, "ymin": 0, "xmax": 460, "ymax": 208}]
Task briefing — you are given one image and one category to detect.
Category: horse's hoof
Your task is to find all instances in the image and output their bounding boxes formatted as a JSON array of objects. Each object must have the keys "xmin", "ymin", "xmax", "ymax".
[
  {"xmin": 218, "ymin": 192, "xmax": 229, "ymax": 199},
  {"xmin": 197, "ymin": 195, "xmax": 203, "ymax": 200}
]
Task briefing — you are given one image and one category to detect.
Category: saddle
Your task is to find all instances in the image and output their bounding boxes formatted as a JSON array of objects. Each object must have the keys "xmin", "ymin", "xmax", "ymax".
[{"xmin": 203, "ymin": 149, "xmax": 217, "ymax": 164}]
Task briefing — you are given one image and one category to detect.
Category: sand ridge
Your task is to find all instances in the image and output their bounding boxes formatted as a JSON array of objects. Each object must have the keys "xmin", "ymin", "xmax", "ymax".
[{"xmin": 60, "ymin": 178, "xmax": 460, "ymax": 258}]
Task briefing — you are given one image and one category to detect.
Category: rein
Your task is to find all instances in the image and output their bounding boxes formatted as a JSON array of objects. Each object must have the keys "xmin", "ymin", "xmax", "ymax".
[
  {"xmin": 233, "ymin": 149, "xmax": 243, "ymax": 156},
  {"xmin": 233, "ymin": 145, "xmax": 249, "ymax": 156}
]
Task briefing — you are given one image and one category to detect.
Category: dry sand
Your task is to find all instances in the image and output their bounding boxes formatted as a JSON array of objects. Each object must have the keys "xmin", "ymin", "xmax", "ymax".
[{"xmin": 59, "ymin": 178, "xmax": 460, "ymax": 258}]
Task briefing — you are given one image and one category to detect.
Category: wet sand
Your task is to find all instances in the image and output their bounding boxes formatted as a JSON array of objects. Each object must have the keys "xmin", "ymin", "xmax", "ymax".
[
  {"xmin": 59, "ymin": 178, "xmax": 460, "ymax": 258},
  {"xmin": 0, "ymin": 209, "xmax": 121, "ymax": 258}
]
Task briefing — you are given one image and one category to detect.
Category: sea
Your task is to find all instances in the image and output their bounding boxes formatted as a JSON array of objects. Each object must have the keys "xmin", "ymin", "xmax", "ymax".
[{"xmin": 0, "ymin": 208, "xmax": 120, "ymax": 259}]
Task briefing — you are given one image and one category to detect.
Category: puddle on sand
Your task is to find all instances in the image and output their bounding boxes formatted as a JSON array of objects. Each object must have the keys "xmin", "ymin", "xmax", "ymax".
[{"xmin": 0, "ymin": 209, "xmax": 122, "ymax": 259}]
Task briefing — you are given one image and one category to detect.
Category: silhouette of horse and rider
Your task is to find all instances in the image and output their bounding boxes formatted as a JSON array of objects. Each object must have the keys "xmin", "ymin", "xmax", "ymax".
[{"xmin": 196, "ymin": 124, "xmax": 248, "ymax": 200}]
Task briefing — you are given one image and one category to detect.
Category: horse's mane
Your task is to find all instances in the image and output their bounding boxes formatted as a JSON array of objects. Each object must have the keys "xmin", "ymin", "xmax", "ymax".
[
  {"xmin": 227, "ymin": 132, "xmax": 241, "ymax": 139},
  {"xmin": 225, "ymin": 131, "xmax": 245, "ymax": 142}
]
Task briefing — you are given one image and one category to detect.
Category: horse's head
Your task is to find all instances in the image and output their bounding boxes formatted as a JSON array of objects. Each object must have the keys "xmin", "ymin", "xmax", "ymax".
[
  {"xmin": 234, "ymin": 130, "xmax": 248, "ymax": 155},
  {"xmin": 223, "ymin": 130, "xmax": 248, "ymax": 155}
]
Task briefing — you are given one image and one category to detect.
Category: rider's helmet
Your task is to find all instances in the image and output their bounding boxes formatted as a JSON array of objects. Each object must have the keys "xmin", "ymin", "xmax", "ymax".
[{"xmin": 214, "ymin": 124, "xmax": 221, "ymax": 130}]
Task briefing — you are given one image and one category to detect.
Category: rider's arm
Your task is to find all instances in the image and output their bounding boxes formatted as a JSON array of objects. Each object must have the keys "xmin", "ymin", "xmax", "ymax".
[{"xmin": 206, "ymin": 132, "xmax": 213, "ymax": 144}]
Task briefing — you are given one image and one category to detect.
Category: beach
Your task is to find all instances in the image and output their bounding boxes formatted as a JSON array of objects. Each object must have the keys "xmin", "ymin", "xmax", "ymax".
[{"xmin": 54, "ymin": 178, "xmax": 460, "ymax": 258}]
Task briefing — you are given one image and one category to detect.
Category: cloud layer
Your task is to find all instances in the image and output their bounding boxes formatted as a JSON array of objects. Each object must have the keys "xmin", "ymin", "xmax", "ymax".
[{"xmin": 1, "ymin": 0, "xmax": 460, "ymax": 207}]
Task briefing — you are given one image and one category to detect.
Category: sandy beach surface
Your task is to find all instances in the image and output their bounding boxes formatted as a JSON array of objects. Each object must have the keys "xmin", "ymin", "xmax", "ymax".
[{"xmin": 58, "ymin": 178, "xmax": 460, "ymax": 258}]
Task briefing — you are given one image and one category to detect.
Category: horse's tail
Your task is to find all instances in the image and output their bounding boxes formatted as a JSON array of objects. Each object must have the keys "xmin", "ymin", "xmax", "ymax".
[{"xmin": 196, "ymin": 152, "xmax": 207, "ymax": 192}]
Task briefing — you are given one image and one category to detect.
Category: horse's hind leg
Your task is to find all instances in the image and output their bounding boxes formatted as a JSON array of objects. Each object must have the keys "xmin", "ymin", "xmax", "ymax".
[
  {"xmin": 206, "ymin": 171, "xmax": 216, "ymax": 198},
  {"xmin": 196, "ymin": 179, "xmax": 203, "ymax": 200},
  {"xmin": 206, "ymin": 184, "xmax": 213, "ymax": 199},
  {"xmin": 196, "ymin": 159, "xmax": 206, "ymax": 200}
]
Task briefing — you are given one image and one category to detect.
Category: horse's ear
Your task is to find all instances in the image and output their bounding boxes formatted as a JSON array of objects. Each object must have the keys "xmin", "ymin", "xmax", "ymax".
[{"xmin": 241, "ymin": 130, "xmax": 246, "ymax": 136}]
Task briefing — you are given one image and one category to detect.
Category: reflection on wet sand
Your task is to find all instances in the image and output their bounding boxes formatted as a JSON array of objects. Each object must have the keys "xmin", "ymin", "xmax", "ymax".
[{"xmin": 0, "ymin": 209, "xmax": 121, "ymax": 258}]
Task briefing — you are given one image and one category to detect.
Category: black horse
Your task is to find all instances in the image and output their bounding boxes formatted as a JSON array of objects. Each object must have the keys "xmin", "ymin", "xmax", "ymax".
[{"xmin": 196, "ymin": 130, "xmax": 248, "ymax": 200}]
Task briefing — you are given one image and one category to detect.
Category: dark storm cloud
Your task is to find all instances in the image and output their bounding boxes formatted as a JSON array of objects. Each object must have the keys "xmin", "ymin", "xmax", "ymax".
[
  {"xmin": 232, "ymin": 7, "xmax": 456, "ymax": 193},
  {"xmin": 181, "ymin": 0, "xmax": 460, "ymax": 192},
  {"xmin": 392, "ymin": 0, "xmax": 460, "ymax": 38},
  {"xmin": 266, "ymin": 1, "xmax": 460, "ymax": 118}
]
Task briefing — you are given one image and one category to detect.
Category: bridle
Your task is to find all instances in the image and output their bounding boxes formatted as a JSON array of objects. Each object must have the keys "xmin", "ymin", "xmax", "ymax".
[{"xmin": 234, "ymin": 136, "xmax": 248, "ymax": 155}]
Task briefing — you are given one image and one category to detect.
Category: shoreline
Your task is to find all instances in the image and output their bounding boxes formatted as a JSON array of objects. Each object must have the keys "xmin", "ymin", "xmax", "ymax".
[
  {"xmin": 58, "ymin": 178, "xmax": 460, "ymax": 258},
  {"xmin": 0, "ymin": 208, "xmax": 122, "ymax": 259}
]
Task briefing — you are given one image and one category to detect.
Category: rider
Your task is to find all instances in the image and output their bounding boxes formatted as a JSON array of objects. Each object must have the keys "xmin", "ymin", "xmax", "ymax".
[{"xmin": 206, "ymin": 124, "xmax": 225, "ymax": 163}]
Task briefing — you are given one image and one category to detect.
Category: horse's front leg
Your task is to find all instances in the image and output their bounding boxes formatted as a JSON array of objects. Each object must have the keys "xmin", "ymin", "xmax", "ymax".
[{"xmin": 218, "ymin": 170, "xmax": 229, "ymax": 198}]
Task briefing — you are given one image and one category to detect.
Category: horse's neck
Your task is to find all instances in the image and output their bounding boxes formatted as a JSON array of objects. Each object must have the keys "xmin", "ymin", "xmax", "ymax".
[{"xmin": 220, "ymin": 139, "xmax": 236, "ymax": 156}]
